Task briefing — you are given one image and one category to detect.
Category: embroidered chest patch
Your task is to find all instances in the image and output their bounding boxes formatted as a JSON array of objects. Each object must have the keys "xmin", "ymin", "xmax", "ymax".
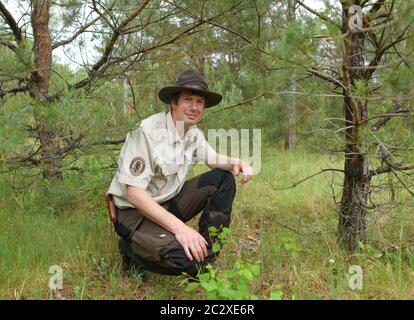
[{"xmin": 129, "ymin": 156, "xmax": 146, "ymax": 176}]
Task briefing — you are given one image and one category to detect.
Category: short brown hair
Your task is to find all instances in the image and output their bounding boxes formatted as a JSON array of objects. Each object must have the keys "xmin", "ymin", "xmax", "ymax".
[{"xmin": 170, "ymin": 90, "xmax": 206, "ymax": 106}]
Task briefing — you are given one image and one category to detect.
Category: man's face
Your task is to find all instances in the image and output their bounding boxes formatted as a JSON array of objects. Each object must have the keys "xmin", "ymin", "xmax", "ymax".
[{"xmin": 171, "ymin": 89, "xmax": 205, "ymax": 128}]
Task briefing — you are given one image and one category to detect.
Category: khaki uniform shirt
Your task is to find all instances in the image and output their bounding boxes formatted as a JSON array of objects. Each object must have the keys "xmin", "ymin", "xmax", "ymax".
[{"xmin": 107, "ymin": 111, "xmax": 216, "ymax": 209}]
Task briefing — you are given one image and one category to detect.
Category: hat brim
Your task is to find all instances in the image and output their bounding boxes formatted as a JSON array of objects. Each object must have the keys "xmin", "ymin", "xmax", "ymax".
[{"xmin": 158, "ymin": 86, "xmax": 222, "ymax": 108}]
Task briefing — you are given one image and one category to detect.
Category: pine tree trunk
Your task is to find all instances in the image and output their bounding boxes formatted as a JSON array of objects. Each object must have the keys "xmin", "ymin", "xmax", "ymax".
[
  {"xmin": 284, "ymin": 0, "xmax": 296, "ymax": 151},
  {"xmin": 339, "ymin": 97, "xmax": 370, "ymax": 251},
  {"xmin": 123, "ymin": 77, "xmax": 130, "ymax": 117},
  {"xmin": 338, "ymin": 1, "xmax": 369, "ymax": 251},
  {"xmin": 37, "ymin": 124, "xmax": 63, "ymax": 181},
  {"xmin": 284, "ymin": 82, "xmax": 296, "ymax": 151},
  {"xmin": 29, "ymin": 0, "xmax": 62, "ymax": 180}
]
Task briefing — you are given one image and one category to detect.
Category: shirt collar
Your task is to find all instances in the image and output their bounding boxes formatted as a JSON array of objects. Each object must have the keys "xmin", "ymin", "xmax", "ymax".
[{"xmin": 166, "ymin": 111, "xmax": 198, "ymax": 144}]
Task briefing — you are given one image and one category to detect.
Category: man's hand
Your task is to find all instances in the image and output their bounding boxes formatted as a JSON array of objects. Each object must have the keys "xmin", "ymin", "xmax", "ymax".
[
  {"xmin": 126, "ymin": 186, "xmax": 208, "ymax": 262},
  {"xmin": 232, "ymin": 160, "xmax": 253, "ymax": 184},
  {"xmin": 174, "ymin": 224, "xmax": 208, "ymax": 262}
]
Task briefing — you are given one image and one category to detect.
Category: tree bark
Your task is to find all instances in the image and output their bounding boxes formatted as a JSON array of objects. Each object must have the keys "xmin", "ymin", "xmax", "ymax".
[
  {"xmin": 284, "ymin": 0, "xmax": 297, "ymax": 151},
  {"xmin": 29, "ymin": 0, "xmax": 62, "ymax": 180},
  {"xmin": 123, "ymin": 77, "xmax": 130, "ymax": 117},
  {"xmin": 338, "ymin": 1, "xmax": 369, "ymax": 251},
  {"xmin": 29, "ymin": 0, "xmax": 52, "ymax": 100},
  {"xmin": 284, "ymin": 81, "xmax": 296, "ymax": 150}
]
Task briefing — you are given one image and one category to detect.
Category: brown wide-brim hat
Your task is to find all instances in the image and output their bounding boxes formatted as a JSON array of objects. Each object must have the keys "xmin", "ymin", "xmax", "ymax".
[{"xmin": 158, "ymin": 69, "xmax": 222, "ymax": 108}]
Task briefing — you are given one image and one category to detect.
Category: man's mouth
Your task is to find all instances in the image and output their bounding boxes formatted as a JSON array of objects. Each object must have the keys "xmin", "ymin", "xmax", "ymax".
[{"xmin": 186, "ymin": 114, "xmax": 197, "ymax": 120}]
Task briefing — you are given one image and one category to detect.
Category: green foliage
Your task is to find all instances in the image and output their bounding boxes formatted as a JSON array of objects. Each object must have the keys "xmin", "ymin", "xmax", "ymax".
[
  {"xmin": 283, "ymin": 238, "xmax": 301, "ymax": 259},
  {"xmin": 271, "ymin": 19, "xmax": 317, "ymax": 66},
  {"xmin": 203, "ymin": 262, "xmax": 260, "ymax": 300},
  {"xmin": 0, "ymin": 39, "xmax": 33, "ymax": 79},
  {"xmin": 181, "ymin": 261, "xmax": 260, "ymax": 300},
  {"xmin": 383, "ymin": 65, "xmax": 414, "ymax": 95},
  {"xmin": 208, "ymin": 226, "xmax": 235, "ymax": 253},
  {"xmin": 183, "ymin": 260, "xmax": 285, "ymax": 300},
  {"xmin": 181, "ymin": 227, "xmax": 283, "ymax": 300},
  {"xmin": 354, "ymin": 80, "xmax": 371, "ymax": 98}
]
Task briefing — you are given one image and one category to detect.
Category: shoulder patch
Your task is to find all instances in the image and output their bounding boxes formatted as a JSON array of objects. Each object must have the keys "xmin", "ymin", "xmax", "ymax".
[{"xmin": 129, "ymin": 156, "xmax": 146, "ymax": 176}]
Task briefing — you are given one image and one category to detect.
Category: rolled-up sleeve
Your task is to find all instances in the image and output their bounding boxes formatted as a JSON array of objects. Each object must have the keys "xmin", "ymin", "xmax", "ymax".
[{"xmin": 116, "ymin": 128, "xmax": 154, "ymax": 190}]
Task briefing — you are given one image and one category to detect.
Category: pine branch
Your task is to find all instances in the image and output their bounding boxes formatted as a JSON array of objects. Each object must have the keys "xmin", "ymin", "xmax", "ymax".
[
  {"xmin": 370, "ymin": 163, "xmax": 414, "ymax": 177},
  {"xmin": 52, "ymin": 13, "xmax": 102, "ymax": 49},
  {"xmin": 0, "ymin": 39, "xmax": 17, "ymax": 52},
  {"xmin": 294, "ymin": 0, "xmax": 340, "ymax": 29},
  {"xmin": 0, "ymin": 1, "xmax": 22, "ymax": 43},
  {"xmin": 0, "ymin": 86, "xmax": 27, "ymax": 97},
  {"xmin": 371, "ymin": 101, "xmax": 405, "ymax": 131}
]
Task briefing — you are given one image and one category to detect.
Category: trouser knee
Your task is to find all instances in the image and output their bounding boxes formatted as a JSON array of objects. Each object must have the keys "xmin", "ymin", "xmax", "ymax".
[
  {"xmin": 163, "ymin": 248, "xmax": 216, "ymax": 277},
  {"xmin": 199, "ymin": 169, "xmax": 236, "ymax": 214}
]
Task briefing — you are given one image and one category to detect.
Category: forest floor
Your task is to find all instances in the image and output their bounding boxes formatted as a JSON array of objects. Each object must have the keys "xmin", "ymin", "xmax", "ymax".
[{"xmin": 1, "ymin": 147, "xmax": 413, "ymax": 299}]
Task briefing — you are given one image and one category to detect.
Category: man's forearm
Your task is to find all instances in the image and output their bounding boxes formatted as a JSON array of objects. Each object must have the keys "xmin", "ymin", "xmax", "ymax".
[
  {"xmin": 207, "ymin": 153, "xmax": 242, "ymax": 171},
  {"xmin": 126, "ymin": 185, "xmax": 185, "ymax": 234}
]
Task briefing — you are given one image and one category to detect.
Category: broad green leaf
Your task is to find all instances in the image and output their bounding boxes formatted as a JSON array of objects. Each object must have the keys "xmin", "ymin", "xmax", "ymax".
[
  {"xmin": 212, "ymin": 242, "xmax": 221, "ymax": 253},
  {"xmin": 201, "ymin": 280, "xmax": 218, "ymax": 292},
  {"xmin": 271, "ymin": 291, "xmax": 283, "ymax": 300},
  {"xmin": 185, "ymin": 282, "xmax": 200, "ymax": 292}
]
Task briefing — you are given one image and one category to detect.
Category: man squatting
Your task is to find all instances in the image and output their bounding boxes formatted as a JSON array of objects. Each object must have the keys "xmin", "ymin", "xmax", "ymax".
[{"xmin": 107, "ymin": 69, "xmax": 253, "ymax": 277}]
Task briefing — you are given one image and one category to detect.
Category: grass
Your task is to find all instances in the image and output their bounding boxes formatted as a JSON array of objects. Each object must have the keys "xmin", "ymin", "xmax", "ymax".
[{"xmin": 0, "ymin": 147, "xmax": 413, "ymax": 299}]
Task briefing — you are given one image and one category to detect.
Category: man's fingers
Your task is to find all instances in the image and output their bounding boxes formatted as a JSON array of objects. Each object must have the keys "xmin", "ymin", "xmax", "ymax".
[
  {"xmin": 199, "ymin": 235, "xmax": 208, "ymax": 257},
  {"xmin": 199, "ymin": 235, "xmax": 208, "ymax": 246},
  {"xmin": 190, "ymin": 245, "xmax": 201, "ymax": 262},
  {"xmin": 200, "ymin": 240, "xmax": 208, "ymax": 258},
  {"xmin": 195, "ymin": 238, "xmax": 207, "ymax": 260},
  {"xmin": 176, "ymin": 228, "xmax": 210, "ymax": 262},
  {"xmin": 233, "ymin": 165, "xmax": 240, "ymax": 176},
  {"xmin": 241, "ymin": 166, "xmax": 253, "ymax": 184},
  {"xmin": 196, "ymin": 242, "xmax": 207, "ymax": 261},
  {"xmin": 242, "ymin": 174, "xmax": 251, "ymax": 184},
  {"xmin": 183, "ymin": 245, "xmax": 193, "ymax": 261}
]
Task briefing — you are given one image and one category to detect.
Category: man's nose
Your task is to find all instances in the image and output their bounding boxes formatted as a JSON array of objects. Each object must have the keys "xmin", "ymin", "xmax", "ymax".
[{"xmin": 190, "ymin": 100, "xmax": 197, "ymax": 110}]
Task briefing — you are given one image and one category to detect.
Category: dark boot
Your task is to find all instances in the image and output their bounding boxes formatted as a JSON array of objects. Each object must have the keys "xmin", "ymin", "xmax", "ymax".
[{"xmin": 118, "ymin": 238, "xmax": 148, "ymax": 280}]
